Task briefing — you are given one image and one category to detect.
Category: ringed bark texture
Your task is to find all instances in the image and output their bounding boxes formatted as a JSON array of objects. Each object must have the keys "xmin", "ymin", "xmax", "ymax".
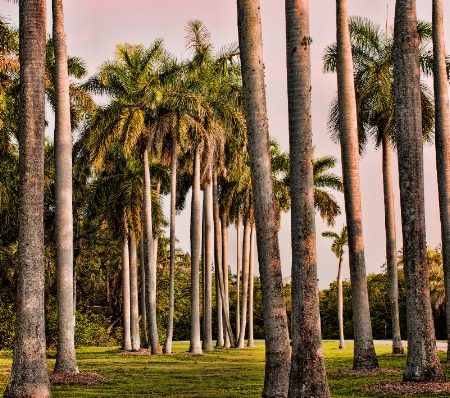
[
  {"xmin": 432, "ymin": 0, "xmax": 450, "ymax": 362},
  {"xmin": 237, "ymin": 0, "xmax": 291, "ymax": 396},
  {"xmin": 394, "ymin": 0, "xmax": 445, "ymax": 382},
  {"xmin": 335, "ymin": 0, "xmax": 378, "ymax": 370},
  {"xmin": 286, "ymin": 0, "xmax": 330, "ymax": 396},
  {"xmin": 4, "ymin": 1, "xmax": 52, "ymax": 397}
]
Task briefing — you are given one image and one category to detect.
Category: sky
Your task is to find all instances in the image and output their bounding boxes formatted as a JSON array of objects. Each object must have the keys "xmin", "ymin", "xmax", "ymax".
[{"xmin": 1, "ymin": 0, "xmax": 449, "ymax": 288}]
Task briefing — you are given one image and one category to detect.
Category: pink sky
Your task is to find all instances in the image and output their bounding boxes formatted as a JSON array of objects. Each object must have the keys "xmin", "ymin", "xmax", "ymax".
[{"xmin": 2, "ymin": 0, "xmax": 449, "ymax": 288}]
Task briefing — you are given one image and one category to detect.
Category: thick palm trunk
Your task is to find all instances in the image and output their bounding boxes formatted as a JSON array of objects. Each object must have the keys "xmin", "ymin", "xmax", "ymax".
[
  {"xmin": 52, "ymin": 0, "xmax": 78, "ymax": 374},
  {"xmin": 286, "ymin": 0, "xmax": 330, "ymax": 395},
  {"xmin": 336, "ymin": 0, "xmax": 378, "ymax": 370},
  {"xmin": 237, "ymin": 219, "xmax": 251, "ymax": 348},
  {"xmin": 337, "ymin": 256, "xmax": 345, "ymax": 349},
  {"xmin": 202, "ymin": 177, "xmax": 214, "ymax": 352},
  {"xmin": 4, "ymin": 2, "xmax": 51, "ymax": 396},
  {"xmin": 394, "ymin": 0, "xmax": 445, "ymax": 382},
  {"xmin": 247, "ymin": 226, "xmax": 255, "ymax": 348},
  {"xmin": 142, "ymin": 147, "xmax": 160, "ymax": 354},
  {"xmin": 221, "ymin": 213, "xmax": 231, "ymax": 348},
  {"xmin": 381, "ymin": 136, "xmax": 403, "ymax": 354},
  {"xmin": 190, "ymin": 146, "xmax": 203, "ymax": 354},
  {"xmin": 163, "ymin": 139, "xmax": 177, "ymax": 354},
  {"xmin": 122, "ymin": 222, "xmax": 131, "ymax": 351},
  {"xmin": 212, "ymin": 171, "xmax": 224, "ymax": 348},
  {"xmin": 139, "ymin": 232, "xmax": 148, "ymax": 348},
  {"xmin": 129, "ymin": 231, "xmax": 140, "ymax": 351},
  {"xmin": 237, "ymin": 0, "xmax": 291, "ymax": 395},
  {"xmin": 432, "ymin": 0, "xmax": 450, "ymax": 362},
  {"xmin": 235, "ymin": 219, "xmax": 241, "ymax": 336}
]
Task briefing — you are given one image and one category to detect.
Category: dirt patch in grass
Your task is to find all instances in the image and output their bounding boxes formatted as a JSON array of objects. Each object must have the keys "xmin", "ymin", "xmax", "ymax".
[
  {"xmin": 49, "ymin": 372, "xmax": 108, "ymax": 386},
  {"xmin": 361, "ymin": 381, "xmax": 450, "ymax": 396},
  {"xmin": 117, "ymin": 349, "xmax": 151, "ymax": 356},
  {"xmin": 330, "ymin": 368, "xmax": 402, "ymax": 377}
]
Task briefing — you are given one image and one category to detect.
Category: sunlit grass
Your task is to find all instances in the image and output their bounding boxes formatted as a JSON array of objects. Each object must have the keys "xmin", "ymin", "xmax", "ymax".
[{"xmin": 0, "ymin": 342, "xmax": 448, "ymax": 397}]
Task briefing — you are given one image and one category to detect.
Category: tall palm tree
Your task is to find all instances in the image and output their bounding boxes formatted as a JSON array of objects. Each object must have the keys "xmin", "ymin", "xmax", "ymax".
[
  {"xmin": 286, "ymin": 1, "xmax": 330, "ymax": 396},
  {"xmin": 4, "ymin": 0, "xmax": 52, "ymax": 396},
  {"xmin": 394, "ymin": 0, "xmax": 445, "ymax": 382},
  {"xmin": 334, "ymin": 0, "xmax": 378, "ymax": 370},
  {"xmin": 322, "ymin": 226, "xmax": 348, "ymax": 349},
  {"xmin": 432, "ymin": 0, "xmax": 450, "ymax": 362},
  {"xmin": 324, "ymin": 17, "xmax": 437, "ymax": 354},
  {"xmin": 236, "ymin": 0, "xmax": 291, "ymax": 395}
]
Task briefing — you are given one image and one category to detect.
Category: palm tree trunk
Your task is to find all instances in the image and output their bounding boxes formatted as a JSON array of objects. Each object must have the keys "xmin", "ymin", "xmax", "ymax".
[
  {"xmin": 221, "ymin": 213, "xmax": 231, "ymax": 348},
  {"xmin": 143, "ymin": 146, "xmax": 160, "ymax": 354},
  {"xmin": 122, "ymin": 221, "xmax": 131, "ymax": 351},
  {"xmin": 337, "ymin": 256, "xmax": 345, "ymax": 349},
  {"xmin": 139, "ymin": 232, "xmax": 148, "ymax": 348},
  {"xmin": 247, "ymin": 226, "xmax": 255, "ymax": 348},
  {"xmin": 129, "ymin": 230, "xmax": 140, "ymax": 351},
  {"xmin": 237, "ymin": 219, "xmax": 251, "ymax": 348},
  {"xmin": 236, "ymin": 219, "xmax": 241, "ymax": 336},
  {"xmin": 163, "ymin": 138, "xmax": 177, "ymax": 354},
  {"xmin": 212, "ymin": 170, "xmax": 224, "ymax": 348},
  {"xmin": 237, "ymin": 0, "xmax": 291, "ymax": 394},
  {"xmin": 394, "ymin": 0, "xmax": 445, "ymax": 381},
  {"xmin": 336, "ymin": 0, "xmax": 378, "ymax": 370},
  {"xmin": 202, "ymin": 177, "xmax": 214, "ymax": 352},
  {"xmin": 52, "ymin": 0, "xmax": 78, "ymax": 374},
  {"xmin": 4, "ymin": 2, "xmax": 51, "ymax": 396},
  {"xmin": 432, "ymin": 0, "xmax": 450, "ymax": 363},
  {"xmin": 190, "ymin": 146, "xmax": 203, "ymax": 354},
  {"xmin": 286, "ymin": 0, "xmax": 330, "ymax": 395},
  {"xmin": 381, "ymin": 135, "xmax": 403, "ymax": 354}
]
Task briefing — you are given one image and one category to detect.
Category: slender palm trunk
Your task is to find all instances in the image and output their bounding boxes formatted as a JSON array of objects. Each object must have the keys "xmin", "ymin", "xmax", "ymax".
[
  {"xmin": 237, "ymin": 1, "xmax": 291, "ymax": 394},
  {"xmin": 237, "ymin": 219, "xmax": 251, "ymax": 348},
  {"xmin": 247, "ymin": 226, "xmax": 255, "ymax": 348},
  {"xmin": 122, "ymin": 222, "xmax": 131, "ymax": 351},
  {"xmin": 337, "ymin": 256, "xmax": 345, "ymax": 349},
  {"xmin": 163, "ymin": 138, "xmax": 177, "ymax": 354},
  {"xmin": 286, "ymin": 0, "xmax": 330, "ymax": 395},
  {"xmin": 190, "ymin": 146, "xmax": 203, "ymax": 354},
  {"xmin": 432, "ymin": 0, "xmax": 450, "ymax": 363},
  {"xmin": 236, "ymin": 219, "xmax": 241, "ymax": 336},
  {"xmin": 213, "ymin": 171, "xmax": 224, "ymax": 348},
  {"xmin": 202, "ymin": 177, "xmax": 214, "ymax": 352},
  {"xmin": 4, "ymin": 2, "xmax": 51, "ymax": 396},
  {"xmin": 129, "ymin": 231, "xmax": 140, "ymax": 351},
  {"xmin": 143, "ymin": 147, "xmax": 160, "ymax": 354},
  {"xmin": 221, "ymin": 214, "xmax": 231, "ymax": 348},
  {"xmin": 139, "ymin": 232, "xmax": 148, "ymax": 348},
  {"xmin": 381, "ymin": 135, "xmax": 403, "ymax": 354},
  {"xmin": 336, "ymin": 0, "xmax": 378, "ymax": 370},
  {"xmin": 52, "ymin": 0, "xmax": 78, "ymax": 374},
  {"xmin": 394, "ymin": 0, "xmax": 445, "ymax": 381}
]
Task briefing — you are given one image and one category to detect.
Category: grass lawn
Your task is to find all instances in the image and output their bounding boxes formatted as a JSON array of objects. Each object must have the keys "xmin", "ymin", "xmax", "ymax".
[{"xmin": 0, "ymin": 342, "xmax": 449, "ymax": 397}]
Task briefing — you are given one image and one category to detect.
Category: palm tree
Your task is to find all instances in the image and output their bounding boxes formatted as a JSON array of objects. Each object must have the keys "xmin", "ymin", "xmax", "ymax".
[
  {"xmin": 322, "ymin": 226, "xmax": 348, "ymax": 349},
  {"xmin": 324, "ymin": 17, "xmax": 437, "ymax": 354},
  {"xmin": 432, "ymin": 0, "xmax": 450, "ymax": 362},
  {"xmin": 286, "ymin": 1, "xmax": 330, "ymax": 395},
  {"xmin": 334, "ymin": 0, "xmax": 378, "ymax": 370},
  {"xmin": 393, "ymin": 0, "xmax": 445, "ymax": 382},
  {"xmin": 236, "ymin": 0, "xmax": 291, "ymax": 395},
  {"xmin": 4, "ymin": 0, "xmax": 52, "ymax": 396}
]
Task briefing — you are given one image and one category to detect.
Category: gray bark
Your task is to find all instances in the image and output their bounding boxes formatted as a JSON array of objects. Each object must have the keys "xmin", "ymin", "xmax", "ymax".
[
  {"xmin": 237, "ymin": 219, "xmax": 251, "ymax": 348},
  {"xmin": 237, "ymin": 0, "xmax": 292, "ymax": 395},
  {"xmin": 139, "ymin": 232, "xmax": 148, "ymax": 348},
  {"xmin": 336, "ymin": 0, "xmax": 378, "ymax": 370},
  {"xmin": 52, "ymin": 0, "xmax": 78, "ymax": 374},
  {"xmin": 337, "ymin": 256, "xmax": 345, "ymax": 349},
  {"xmin": 129, "ymin": 231, "xmax": 140, "ymax": 351},
  {"xmin": 381, "ymin": 136, "xmax": 403, "ymax": 354},
  {"xmin": 221, "ymin": 214, "xmax": 231, "ymax": 348},
  {"xmin": 432, "ymin": 0, "xmax": 450, "ymax": 362},
  {"xmin": 247, "ymin": 226, "xmax": 255, "ymax": 348},
  {"xmin": 4, "ymin": 1, "xmax": 52, "ymax": 396},
  {"xmin": 286, "ymin": 0, "xmax": 330, "ymax": 395},
  {"xmin": 189, "ymin": 146, "xmax": 203, "ymax": 354},
  {"xmin": 122, "ymin": 223, "xmax": 131, "ymax": 351},
  {"xmin": 394, "ymin": 0, "xmax": 445, "ymax": 381},
  {"xmin": 236, "ymin": 220, "xmax": 241, "ymax": 336}
]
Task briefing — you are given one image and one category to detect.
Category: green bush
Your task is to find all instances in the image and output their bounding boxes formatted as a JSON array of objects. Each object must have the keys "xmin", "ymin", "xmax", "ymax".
[
  {"xmin": 0, "ymin": 296, "xmax": 15, "ymax": 350},
  {"xmin": 75, "ymin": 310, "xmax": 117, "ymax": 347}
]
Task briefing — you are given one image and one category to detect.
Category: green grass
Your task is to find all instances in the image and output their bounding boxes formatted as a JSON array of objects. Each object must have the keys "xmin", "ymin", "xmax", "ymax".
[{"xmin": 0, "ymin": 342, "xmax": 448, "ymax": 397}]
